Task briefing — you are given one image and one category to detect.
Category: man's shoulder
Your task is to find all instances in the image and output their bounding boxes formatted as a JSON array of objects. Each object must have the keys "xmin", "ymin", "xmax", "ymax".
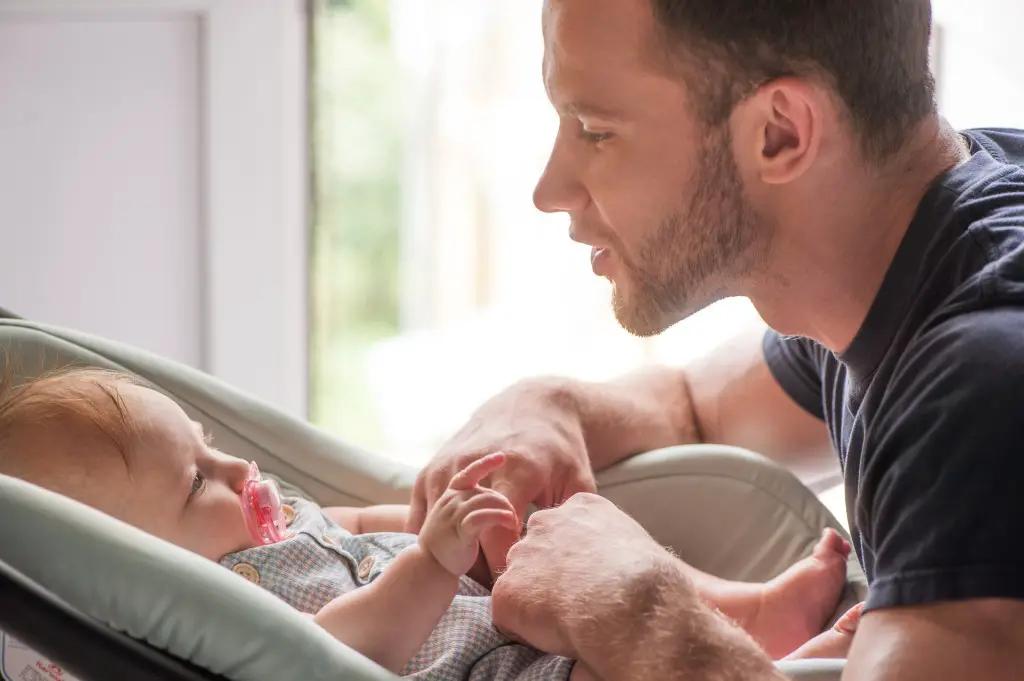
[
  {"xmin": 950, "ymin": 129, "xmax": 1024, "ymax": 247},
  {"xmin": 963, "ymin": 127, "xmax": 1024, "ymax": 167},
  {"xmin": 892, "ymin": 306, "xmax": 1024, "ymax": 399},
  {"xmin": 919, "ymin": 128, "xmax": 1024, "ymax": 323}
]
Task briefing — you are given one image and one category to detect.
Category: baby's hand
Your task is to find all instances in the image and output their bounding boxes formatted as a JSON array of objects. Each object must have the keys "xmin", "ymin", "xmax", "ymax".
[{"xmin": 419, "ymin": 453, "xmax": 519, "ymax": 577}]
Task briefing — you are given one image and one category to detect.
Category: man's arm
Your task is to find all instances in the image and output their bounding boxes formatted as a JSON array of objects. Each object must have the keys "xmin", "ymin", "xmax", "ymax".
[
  {"xmin": 492, "ymin": 493, "xmax": 786, "ymax": 681},
  {"xmin": 844, "ymin": 600, "xmax": 1024, "ymax": 680},
  {"xmin": 569, "ymin": 558, "xmax": 787, "ymax": 681},
  {"xmin": 845, "ymin": 310, "xmax": 1024, "ymax": 678},
  {"xmin": 410, "ymin": 325, "xmax": 832, "ymax": 571},
  {"xmin": 564, "ymin": 325, "xmax": 832, "ymax": 472}
]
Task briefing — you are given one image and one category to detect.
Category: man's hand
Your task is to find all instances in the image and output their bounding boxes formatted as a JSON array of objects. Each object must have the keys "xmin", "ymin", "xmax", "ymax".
[
  {"xmin": 491, "ymin": 493, "xmax": 678, "ymax": 658},
  {"xmin": 407, "ymin": 378, "xmax": 597, "ymax": 577},
  {"xmin": 491, "ymin": 493, "xmax": 783, "ymax": 680},
  {"xmin": 418, "ymin": 453, "xmax": 520, "ymax": 577}
]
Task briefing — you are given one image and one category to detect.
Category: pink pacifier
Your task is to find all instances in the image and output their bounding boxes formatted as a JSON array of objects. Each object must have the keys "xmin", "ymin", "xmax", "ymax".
[{"xmin": 241, "ymin": 461, "xmax": 288, "ymax": 545}]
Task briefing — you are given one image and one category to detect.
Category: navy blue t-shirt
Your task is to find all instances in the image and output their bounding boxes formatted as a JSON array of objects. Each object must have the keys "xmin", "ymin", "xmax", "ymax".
[{"xmin": 764, "ymin": 128, "xmax": 1024, "ymax": 612}]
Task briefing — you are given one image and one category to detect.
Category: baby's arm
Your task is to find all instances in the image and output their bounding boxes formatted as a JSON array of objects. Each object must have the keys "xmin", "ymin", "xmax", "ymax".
[
  {"xmin": 313, "ymin": 454, "xmax": 517, "ymax": 674},
  {"xmin": 323, "ymin": 499, "xmax": 493, "ymax": 588},
  {"xmin": 313, "ymin": 542, "xmax": 458, "ymax": 672}
]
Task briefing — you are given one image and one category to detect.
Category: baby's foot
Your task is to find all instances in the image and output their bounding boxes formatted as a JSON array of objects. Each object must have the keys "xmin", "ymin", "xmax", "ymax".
[
  {"xmin": 784, "ymin": 602, "xmax": 864, "ymax": 660},
  {"xmin": 750, "ymin": 528, "xmax": 851, "ymax": 659}
]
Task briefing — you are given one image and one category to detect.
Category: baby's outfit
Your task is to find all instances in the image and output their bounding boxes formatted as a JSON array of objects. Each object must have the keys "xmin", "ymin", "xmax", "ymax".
[{"xmin": 219, "ymin": 498, "xmax": 574, "ymax": 681}]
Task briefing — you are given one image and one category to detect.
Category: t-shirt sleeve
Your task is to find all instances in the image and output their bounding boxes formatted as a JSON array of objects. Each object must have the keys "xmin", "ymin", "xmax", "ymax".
[
  {"xmin": 863, "ymin": 309, "xmax": 1024, "ymax": 611},
  {"xmin": 762, "ymin": 329, "xmax": 826, "ymax": 420}
]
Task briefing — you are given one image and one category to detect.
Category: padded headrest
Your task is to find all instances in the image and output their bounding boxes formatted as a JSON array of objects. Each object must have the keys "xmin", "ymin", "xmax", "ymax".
[
  {"xmin": 0, "ymin": 474, "xmax": 396, "ymax": 681},
  {"xmin": 0, "ymin": 318, "xmax": 417, "ymax": 507}
]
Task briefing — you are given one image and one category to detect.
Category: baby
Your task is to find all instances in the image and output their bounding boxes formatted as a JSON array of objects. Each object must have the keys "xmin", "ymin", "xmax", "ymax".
[{"xmin": 0, "ymin": 368, "xmax": 861, "ymax": 679}]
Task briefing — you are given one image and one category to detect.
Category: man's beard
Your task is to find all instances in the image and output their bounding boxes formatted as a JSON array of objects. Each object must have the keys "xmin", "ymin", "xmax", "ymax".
[{"xmin": 612, "ymin": 127, "xmax": 770, "ymax": 337}]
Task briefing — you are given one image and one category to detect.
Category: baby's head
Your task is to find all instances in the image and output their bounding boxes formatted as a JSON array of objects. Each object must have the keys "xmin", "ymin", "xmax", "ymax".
[{"xmin": 0, "ymin": 368, "xmax": 258, "ymax": 560}]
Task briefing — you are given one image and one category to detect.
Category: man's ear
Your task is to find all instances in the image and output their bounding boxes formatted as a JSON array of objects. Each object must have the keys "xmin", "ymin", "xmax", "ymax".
[{"xmin": 735, "ymin": 77, "xmax": 823, "ymax": 186}]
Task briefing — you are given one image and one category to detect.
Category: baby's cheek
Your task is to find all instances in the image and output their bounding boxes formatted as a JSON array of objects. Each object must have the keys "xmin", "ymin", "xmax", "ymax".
[
  {"xmin": 222, "ymin": 510, "xmax": 257, "ymax": 552},
  {"xmin": 185, "ymin": 508, "xmax": 246, "ymax": 560}
]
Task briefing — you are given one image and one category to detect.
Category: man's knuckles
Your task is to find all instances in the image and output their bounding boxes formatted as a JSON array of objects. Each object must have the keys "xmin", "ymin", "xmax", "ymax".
[
  {"xmin": 503, "ymin": 531, "xmax": 545, "ymax": 564},
  {"xmin": 564, "ymin": 491, "xmax": 605, "ymax": 507}
]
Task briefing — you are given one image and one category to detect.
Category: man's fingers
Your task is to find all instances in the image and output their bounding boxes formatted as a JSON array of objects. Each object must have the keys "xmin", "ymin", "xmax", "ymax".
[
  {"xmin": 561, "ymin": 466, "xmax": 598, "ymax": 500},
  {"xmin": 406, "ymin": 474, "xmax": 429, "ymax": 533},
  {"xmin": 479, "ymin": 524, "xmax": 520, "ymax": 577},
  {"xmin": 478, "ymin": 474, "xmax": 536, "ymax": 577},
  {"xmin": 449, "ymin": 452, "xmax": 507, "ymax": 491},
  {"xmin": 489, "ymin": 474, "xmax": 533, "ymax": 531},
  {"xmin": 425, "ymin": 466, "xmax": 457, "ymax": 514}
]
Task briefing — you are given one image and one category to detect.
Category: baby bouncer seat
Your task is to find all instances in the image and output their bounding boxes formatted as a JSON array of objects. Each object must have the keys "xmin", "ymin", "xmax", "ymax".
[{"xmin": 0, "ymin": 309, "xmax": 865, "ymax": 681}]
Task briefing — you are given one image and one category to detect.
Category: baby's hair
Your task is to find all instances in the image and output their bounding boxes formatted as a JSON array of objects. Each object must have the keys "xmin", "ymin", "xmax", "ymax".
[{"xmin": 0, "ymin": 363, "xmax": 149, "ymax": 471}]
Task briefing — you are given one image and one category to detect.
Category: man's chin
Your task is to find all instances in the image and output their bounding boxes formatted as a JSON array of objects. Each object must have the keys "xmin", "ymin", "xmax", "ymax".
[
  {"xmin": 611, "ymin": 293, "xmax": 674, "ymax": 338},
  {"xmin": 611, "ymin": 286, "xmax": 714, "ymax": 338}
]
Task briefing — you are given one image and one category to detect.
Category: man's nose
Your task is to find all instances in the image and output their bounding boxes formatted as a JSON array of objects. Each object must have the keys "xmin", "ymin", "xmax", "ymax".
[{"xmin": 533, "ymin": 135, "xmax": 588, "ymax": 215}]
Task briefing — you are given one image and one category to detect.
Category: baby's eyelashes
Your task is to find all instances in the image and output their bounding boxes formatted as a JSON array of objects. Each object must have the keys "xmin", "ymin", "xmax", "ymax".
[{"xmin": 189, "ymin": 470, "xmax": 206, "ymax": 498}]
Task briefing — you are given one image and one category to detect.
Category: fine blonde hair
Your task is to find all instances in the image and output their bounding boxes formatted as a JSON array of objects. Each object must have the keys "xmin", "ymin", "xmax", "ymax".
[{"xmin": 0, "ymin": 365, "xmax": 147, "ymax": 472}]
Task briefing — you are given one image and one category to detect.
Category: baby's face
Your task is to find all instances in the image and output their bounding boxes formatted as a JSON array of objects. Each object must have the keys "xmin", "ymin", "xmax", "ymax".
[{"xmin": 77, "ymin": 385, "xmax": 257, "ymax": 561}]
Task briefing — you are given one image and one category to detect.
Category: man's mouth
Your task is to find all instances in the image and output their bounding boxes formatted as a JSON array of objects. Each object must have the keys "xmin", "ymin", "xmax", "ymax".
[{"xmin": 591, "ymin": 247, "xmax": 611, "ymax": 276}]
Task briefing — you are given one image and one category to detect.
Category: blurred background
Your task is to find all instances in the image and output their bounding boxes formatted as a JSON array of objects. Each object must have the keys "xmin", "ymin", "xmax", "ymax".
[
  {"xmin": 3, "ymin": 0, "xmax": 1022, "ymax": 527},
  {"xmin": 309, "ymin": 0, "xmax": 767, "ymax": 464}
]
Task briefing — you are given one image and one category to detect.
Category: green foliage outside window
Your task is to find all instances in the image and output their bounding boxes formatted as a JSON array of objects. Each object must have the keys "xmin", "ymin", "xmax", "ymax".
[{"xmin": 310, "ymin": 0, "xmax": 403, "ymax": 450}]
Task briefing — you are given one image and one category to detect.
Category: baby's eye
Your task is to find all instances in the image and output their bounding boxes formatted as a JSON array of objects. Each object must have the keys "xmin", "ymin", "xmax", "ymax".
[{"xmin": 190, "ymin": 471, "xmax": 206, "ymax": 498}]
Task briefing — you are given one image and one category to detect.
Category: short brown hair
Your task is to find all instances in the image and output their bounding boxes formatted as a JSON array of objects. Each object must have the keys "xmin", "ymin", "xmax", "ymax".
[
  {"xmin": 650, "ymin": 0, "xmax": 936, "ymax": 160},
  {"xmin": 0, "ymin": 366, "xmax": 145, "ymax": 469}
]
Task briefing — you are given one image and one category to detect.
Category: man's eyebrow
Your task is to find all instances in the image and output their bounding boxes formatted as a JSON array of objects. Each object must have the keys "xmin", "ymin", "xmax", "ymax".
[{"xmin": 560, "ymin": 102, "xmax": 626, "ymax": 122}]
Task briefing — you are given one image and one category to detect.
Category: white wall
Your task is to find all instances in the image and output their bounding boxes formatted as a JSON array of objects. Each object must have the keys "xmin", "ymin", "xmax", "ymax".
[
  {"xmin": 0, "ymin": 0, "xmax": 309, "ymax": 417},
  {"xmin": 0, "ymin": 16, "xmax": 205, "ymax": 368},
  {"xmin": 932, "ymin": 0, "xmax": 1024, "ymax": 129}
]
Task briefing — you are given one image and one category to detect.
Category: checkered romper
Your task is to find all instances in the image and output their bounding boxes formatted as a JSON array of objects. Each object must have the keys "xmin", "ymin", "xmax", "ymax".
[{"xmin": 218, "ymin": 498, "xmax": 574, "ymax": 681}]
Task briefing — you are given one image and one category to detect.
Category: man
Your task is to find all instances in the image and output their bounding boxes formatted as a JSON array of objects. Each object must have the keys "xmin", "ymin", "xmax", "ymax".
[{"xmin": 407, "ymin": 0, "xmax": 1024, "ymax": 678}]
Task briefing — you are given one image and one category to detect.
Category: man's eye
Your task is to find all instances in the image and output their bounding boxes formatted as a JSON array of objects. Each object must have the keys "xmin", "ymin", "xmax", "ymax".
[
  {"xmin": 190, "ymin": 471, "xmax": 206, "ymax": 497},
  {"xmin": 579, "ymin": 129, "xmax": 612, "ymax": 143}
]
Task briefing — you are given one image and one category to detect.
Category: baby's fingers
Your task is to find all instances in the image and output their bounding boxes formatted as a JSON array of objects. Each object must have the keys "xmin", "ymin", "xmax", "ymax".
[
  {"xmin": 449, "ymin": 452, "xmax": 507, "ymax": 492},
  {"xmin": 453, "ymin": 491, "xmax": 519, "ymax": 531},
  {"xmin": 462, "ymin": 508, "xmax": 519, "ymax": 538}
]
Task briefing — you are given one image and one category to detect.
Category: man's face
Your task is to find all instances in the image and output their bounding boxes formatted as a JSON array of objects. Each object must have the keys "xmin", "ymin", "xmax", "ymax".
[{"xmin": 535, "ymin": 0, "xmax": 772, "ymax": 336}]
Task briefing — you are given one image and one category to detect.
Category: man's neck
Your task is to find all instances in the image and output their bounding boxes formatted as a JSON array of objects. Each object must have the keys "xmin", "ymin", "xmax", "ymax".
[{"xmin": 751, "ymin": 118, "xmax": 970, "ymax": 353}]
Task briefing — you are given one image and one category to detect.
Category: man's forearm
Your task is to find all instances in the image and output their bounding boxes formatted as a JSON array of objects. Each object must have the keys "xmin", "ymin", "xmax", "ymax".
[
  {"xmin": 570, "ymin": 557, "xmax": 784, "ymax": 681},
  {"xmin": 542, "ymin": 368, "xmax": 701, "ymax": 471}
]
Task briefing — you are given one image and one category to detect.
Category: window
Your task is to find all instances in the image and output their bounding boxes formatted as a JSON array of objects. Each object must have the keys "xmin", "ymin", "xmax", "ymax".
[
  {"xmin": 309, "ymin": 0, "xmax": 765, "ymax": 468},
  {"xmin": 310, "ymin": 0, "xmax": 770, "ymax": 466}
]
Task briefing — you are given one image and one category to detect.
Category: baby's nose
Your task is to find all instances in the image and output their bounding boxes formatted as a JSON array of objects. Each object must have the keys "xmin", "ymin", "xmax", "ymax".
[{"xmin": 224, "ymin": 457, "xmax": 251, "ymax": 493}]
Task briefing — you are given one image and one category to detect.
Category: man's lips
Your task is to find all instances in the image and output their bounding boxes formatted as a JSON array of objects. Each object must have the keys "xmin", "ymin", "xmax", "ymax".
[
  {"xmin": 591, "ymin": 247, "xmax": 612, "ymax": 276},
  {"xmin": 569, "ymin": 225, "xmax": 613, "ymax": 275}
]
